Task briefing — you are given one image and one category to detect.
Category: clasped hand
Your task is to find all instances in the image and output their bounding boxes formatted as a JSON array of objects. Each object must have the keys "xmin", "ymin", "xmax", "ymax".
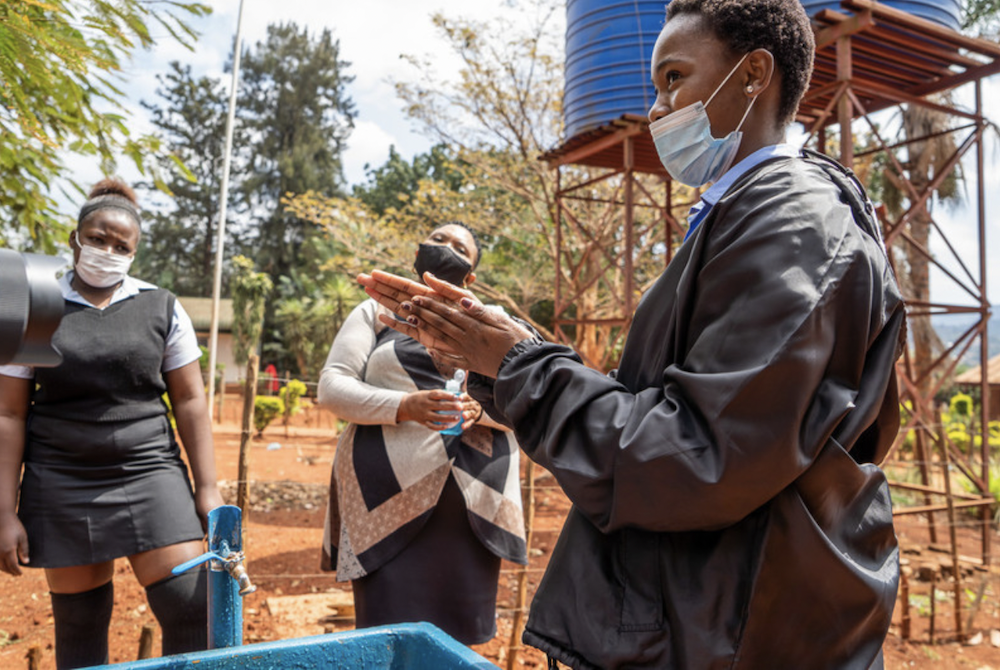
[
  {"xmin": 397, "ymin": 389, "xmax": 482, "ymax": 431},
  {"xmin": 358, "ymin": 270, "xmax": 534, "ymax": 378}
]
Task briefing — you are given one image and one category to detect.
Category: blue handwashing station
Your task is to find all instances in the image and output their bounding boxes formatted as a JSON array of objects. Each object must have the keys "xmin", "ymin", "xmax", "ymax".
[
  {"xmin": 86, "ymin": 625, "xmax": 497, "ymax": 670},
  {"xmin": 88, "ymin": 506, "xmax": 495, "ymax": 670}
]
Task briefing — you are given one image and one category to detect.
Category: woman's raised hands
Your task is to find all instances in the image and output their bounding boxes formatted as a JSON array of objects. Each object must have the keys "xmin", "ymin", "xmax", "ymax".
[{"xmin": 358, "ymin": 270, "xmax": 534, "ymax": 378}]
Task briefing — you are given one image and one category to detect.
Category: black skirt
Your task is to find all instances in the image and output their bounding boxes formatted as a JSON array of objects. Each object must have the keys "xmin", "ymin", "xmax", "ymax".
[
  {"xmin": 18, "ymin": 413, "xmax": 204, "ymax": 568},
  {"xmin": 351, "ymin": 474, "xmax": 502, "ymax": 645}
]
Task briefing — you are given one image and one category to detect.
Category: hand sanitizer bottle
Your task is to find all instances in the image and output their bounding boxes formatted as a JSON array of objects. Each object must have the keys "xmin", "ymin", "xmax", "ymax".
[{"xmin": 440, "ymin": 369, "xmax": 466, "ymax": 436}]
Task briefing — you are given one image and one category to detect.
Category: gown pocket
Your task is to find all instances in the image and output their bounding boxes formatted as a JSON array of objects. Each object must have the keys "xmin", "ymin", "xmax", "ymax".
[{"xmin": 617, "ymin": 528, "xmax": 664, "ymax": 632}]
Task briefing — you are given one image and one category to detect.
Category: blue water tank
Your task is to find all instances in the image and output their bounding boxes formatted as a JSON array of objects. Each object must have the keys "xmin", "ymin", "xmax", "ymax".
[
  {"xmin": 564, "ymin": 0, "xmax": 666, "ymax": 139},
  {"xmin": 799, "ymin": 1, "xmax": 962, "ymax": 30},
  {"xmin": 563, "ymin": 1, "xmax": 963, "ymax": 141}
]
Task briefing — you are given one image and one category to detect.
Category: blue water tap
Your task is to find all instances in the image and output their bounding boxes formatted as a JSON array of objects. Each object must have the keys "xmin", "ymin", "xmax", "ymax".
[{"xmin": 171, "ymin": 505, "xmax": 255, "ymax": 649}]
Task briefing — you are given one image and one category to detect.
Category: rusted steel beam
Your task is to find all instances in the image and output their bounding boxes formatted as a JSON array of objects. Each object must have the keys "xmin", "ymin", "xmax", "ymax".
[
  {"xmin": 813, "ymin": 9, "xmax": 874, "ymax": 50},
  {"xmin": 909, "ymin": 60, "xmax": 1000, "ymax": 99},
  {"xmin": 887, "ymin": 480, "xmax": 981, "ymax": 501},
  {"xmin": 843, "ymin": 0, "xmax": 1000, "ymax": 57},
  {"xmin": 974, "ymin": 80, "xmax": 991, "ymax": 565},
  {"xmin": 544, "ymin": 123, "xmax": 645, "ymax": 168},
  {"xmin": 892, "ymin": 498, "xmax": 995, "ymax": 516},
  {"xmin": 855, "ymin": 123, "xmax": 979, "ymax": 158}
]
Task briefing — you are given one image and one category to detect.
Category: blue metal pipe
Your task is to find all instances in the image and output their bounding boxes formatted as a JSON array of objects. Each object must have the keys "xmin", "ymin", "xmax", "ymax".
[
  {"xmin": 208, "ymin": 556, "xmax": 242, "ymax": 649},
  {"xmin": 206, "ymin": 505, "xmax": 246, "ymax": 648},
  {"xmin": 168, "ymin": 505, "xmax": 254, "ymax": 650}
]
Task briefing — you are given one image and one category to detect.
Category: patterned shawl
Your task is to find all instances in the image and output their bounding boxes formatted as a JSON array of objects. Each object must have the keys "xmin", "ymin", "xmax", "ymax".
[{"xmin": 318, "ymin": 300, "xmax": 527, "ymax": 579}]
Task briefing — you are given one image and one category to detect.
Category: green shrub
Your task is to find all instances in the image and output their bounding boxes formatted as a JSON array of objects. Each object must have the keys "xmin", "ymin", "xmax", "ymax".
[
  {"xmin": 947, "ymin": 419, "xmax": 1000, "ymax": 456},
  {"xmin": 162, "ymin": 392, "xmax": 176, "ymax": 429},
  {"xmin": 897, "ymin": 400, "xmax": 916, "ymax": 456},
  {"xmin": 885, "ymin": 461, "xmax": 925, "ymax": 509},
  {"xmin": 279, "ymin": 379, "xmax": 308, "ymax": 436},
  {"xmin": 254, "ymin": 396, "xmax": 285, "ymax": 437},
  {"xmin": 280, "ymin": 380, "xmax": 307, "ymax": 419},
  {"xmin": 198, "ymin": 344, "xmax": 225, "ymax": 389},
  {"xmin": 946, "ymin": 424, "xmax": 972, "ymax": 453},
  {"xmin": 949, "ymin": 392, "xmax": 974, "ymax": 419}
]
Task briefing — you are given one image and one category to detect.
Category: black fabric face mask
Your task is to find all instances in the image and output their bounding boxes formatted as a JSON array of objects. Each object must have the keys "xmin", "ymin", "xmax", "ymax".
[{"xmin": 413, "ymin": 243, "xmax": 472, "ymax": 286}]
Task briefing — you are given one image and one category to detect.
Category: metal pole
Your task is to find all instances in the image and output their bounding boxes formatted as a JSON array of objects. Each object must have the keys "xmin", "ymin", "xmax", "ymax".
[
  {"xmin": 207, "ymin": 0, "xmax": 247, "ymax": 421},
  {"xmin": 836, "ymin": 35, "xmax": 854, "ymax": 168},
  {"xmin": 554, "ymin": 167, "xmax": 563, "ymax": 343},
  {"xmin": 974, "ymin": 79, "xmax": 991, "ymax": 565},
  {"xmin": 623, "ymin": 136, "xmax": 634, "ymax": 315}
]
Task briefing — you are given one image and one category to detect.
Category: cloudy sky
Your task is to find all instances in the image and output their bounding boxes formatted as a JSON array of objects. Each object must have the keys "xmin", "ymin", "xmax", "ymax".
[
  {"xmin": 101, "ymin": 0, "xmax": 998, "ymax": 310},
  {"xmin": 116, "ymin": 0, "xmax": 542, "ymax": 186}
]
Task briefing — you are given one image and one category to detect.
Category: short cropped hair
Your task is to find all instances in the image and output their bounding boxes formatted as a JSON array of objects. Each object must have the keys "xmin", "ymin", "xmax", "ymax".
[{"xmin": 667, "ymin": 0, "xmax": 815, "ymax": 126}]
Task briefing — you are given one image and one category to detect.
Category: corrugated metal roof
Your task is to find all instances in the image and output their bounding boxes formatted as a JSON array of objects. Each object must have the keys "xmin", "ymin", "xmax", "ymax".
[
  {"xmin": 955, "ymin": 354, "xmax": 1000, "ymax": 385},
  {"xmin": 802, "ymin": 0, "xmax": 1000, "ymax": 128},
  {"xmin": 177, "ymin": 297, "xmax": 234, "ymax": 332},
  {"xmin": 540, "ymin": 113, "xmax": 663, "ymax": 174}
]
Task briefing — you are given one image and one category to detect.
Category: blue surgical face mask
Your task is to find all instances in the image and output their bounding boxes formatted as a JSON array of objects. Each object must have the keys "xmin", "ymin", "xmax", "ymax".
[{"xmin": 649, "ymin": 53, "xmax": 758, "ymax": 187}]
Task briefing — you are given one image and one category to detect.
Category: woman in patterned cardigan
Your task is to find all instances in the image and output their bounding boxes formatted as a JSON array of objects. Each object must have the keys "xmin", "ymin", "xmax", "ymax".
[{"xmin": 317, "ymin": 222, "xmax": 527, "ymax": 644}]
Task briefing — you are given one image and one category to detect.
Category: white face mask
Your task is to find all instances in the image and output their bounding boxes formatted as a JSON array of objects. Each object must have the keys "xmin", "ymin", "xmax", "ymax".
[
  {"xmin": 649, "ymin": 53, "xmax": 758, "ymax": 187},
  {"xmin": 74, "ymin": 243, "xmax": 133, "ymax": 288}
]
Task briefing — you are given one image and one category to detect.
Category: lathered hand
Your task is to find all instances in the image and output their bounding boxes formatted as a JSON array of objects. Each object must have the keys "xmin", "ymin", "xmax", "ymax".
[{"xmin": 358, "ymin": 270, "xmax": 533, "ymax": 377}]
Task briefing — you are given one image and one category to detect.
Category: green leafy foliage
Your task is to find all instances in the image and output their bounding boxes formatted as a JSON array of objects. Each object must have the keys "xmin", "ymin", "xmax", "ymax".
[
  {"xmin": 197, "ymin": 344, "xmax": 224, "ymax": 387},
  {"xmin": 280, "ymin": 379, "xmax": 307, "ymax": 415},
  {"xmin": 943, "ymin": 390, "xmax": 999, "ymax": 455},
  {"xmin": 231, "ymin": 255, "xmax": 273, "ymax": 368},
  {"xmin": 133, "ymin": 62, "xmax": 231, "ymax": 296},
  {"xmin": 352, "ymin": 144, "xmax": 465, "ymax": 216},
  {"xmin": 279, "ymin": 379, "xmax": 308, "ymax": 433},
  {"xmin": 0, "ymin": 0, "xmax": 210, "ymax": 250},
  {"xmin": 128, "ymin": 23, "xmax": 356, "ymax": 308},
  {"xmin": 272, "ymin": 269, "xmax": 364, "ymax": 382},
  {"xmin": 235, "ymin": 22, "xmax": 356, "ymax": 283},
  {"xmin": 161, "ymin": 392, "xmax": 176, "ymax": 429},
  {"xmin": 253, "ymin": 395, "xmax": 284, "ymax": 437},
  {"xmin": 943, "ymin": 389, "xmax": 1000, "ymax": 518},
  {"xmin": 963, "ymin": 0, "xmax": 1000, "ymax": 36},
  {"xmin": 950, "ymin": 392, "xmax": 974, "ymax": 418}
]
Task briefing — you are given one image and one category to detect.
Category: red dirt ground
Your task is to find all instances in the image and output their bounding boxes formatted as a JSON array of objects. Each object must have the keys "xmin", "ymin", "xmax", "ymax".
[{"xmin": 2, "ymin": 400, "xmax": 1000, "ymax": 669}]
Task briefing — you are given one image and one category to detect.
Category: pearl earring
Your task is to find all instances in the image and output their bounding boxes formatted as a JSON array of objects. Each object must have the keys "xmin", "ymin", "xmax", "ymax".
[{"xmin": 746, "ymin": 85, "xmax": 754, "ymax": 94}]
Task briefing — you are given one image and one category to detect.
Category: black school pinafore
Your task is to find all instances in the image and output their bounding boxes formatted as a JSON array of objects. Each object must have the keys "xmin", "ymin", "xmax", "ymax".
[{"xmin": 17, "ymin": 288, "xmax": 204, "ymax": 568}]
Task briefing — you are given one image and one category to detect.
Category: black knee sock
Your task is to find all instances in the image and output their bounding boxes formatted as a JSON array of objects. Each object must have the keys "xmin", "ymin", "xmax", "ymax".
[
  {"xmin": 145, "ymin": 568, "xmax": 208, "ymax": 656},
  {"xmin": 50, "ymin": 580, "xmax": 114, "ymax": 670}
]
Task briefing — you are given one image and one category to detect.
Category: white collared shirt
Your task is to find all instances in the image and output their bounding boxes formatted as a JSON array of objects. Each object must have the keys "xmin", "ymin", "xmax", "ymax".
[
  {"xmin": 685, "ymin": 143, "xmax": 803, "ymax": 241},
  {"xmin": 0, "ymin": 271, "xmax": 202, "ymax": 379}
]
